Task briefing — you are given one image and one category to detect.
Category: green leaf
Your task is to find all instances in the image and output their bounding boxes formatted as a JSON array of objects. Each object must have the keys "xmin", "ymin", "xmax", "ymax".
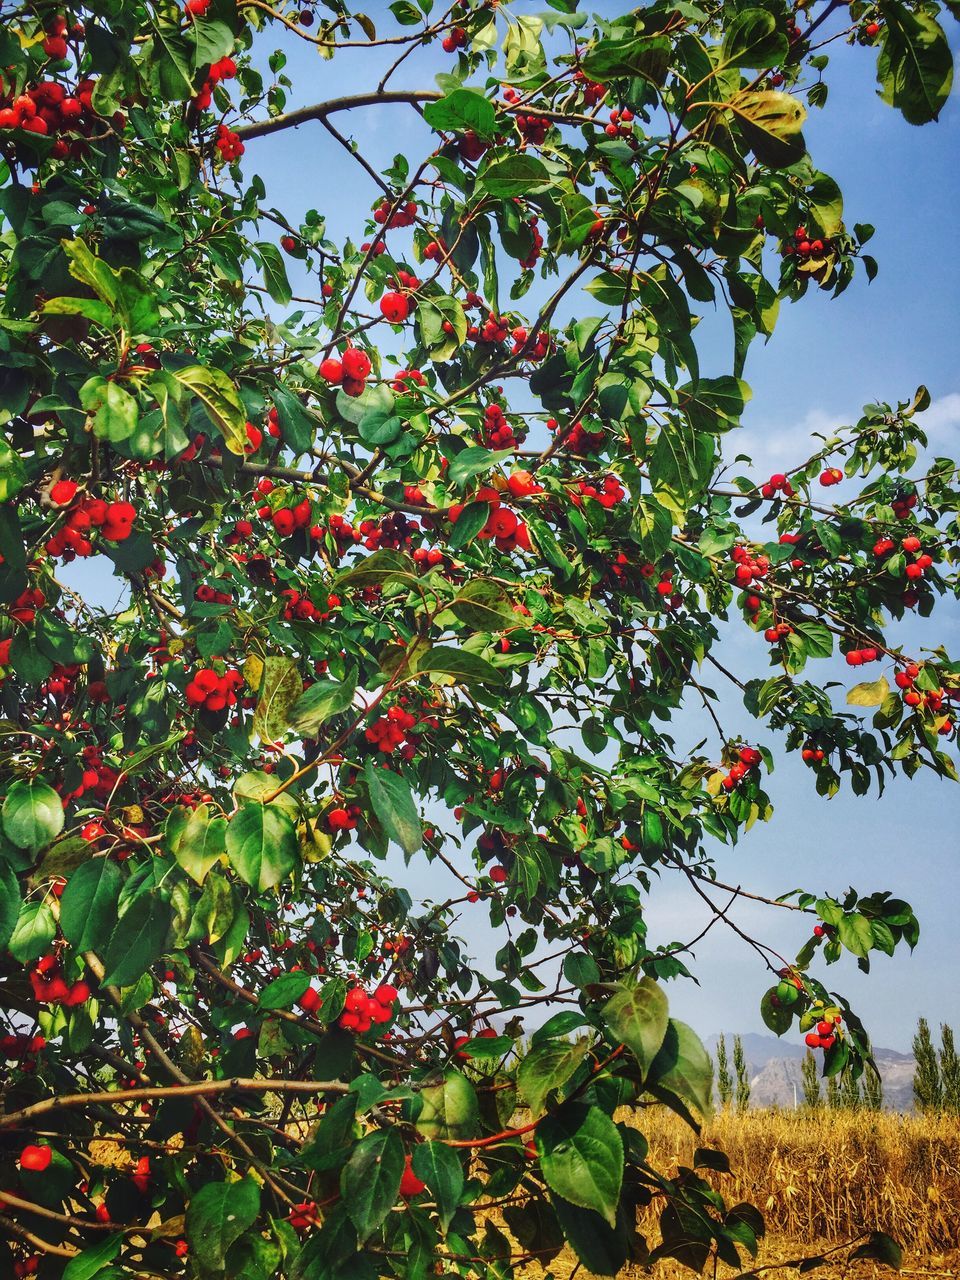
[
  {"xmin": 167, "ymin": 804, "xmax": 227, "ymax": 885},
  {"xmin": 252, "ymin": 655, "xmax": 302, "ymax": 743},
  {"xmin": 446, "ymin": 446, "xmax": 513, "ymax": 488},
  {"xmin": 518, "ymin": 1038, "xmax": 590, "ymax": 1114},
  {"xmin": 450, "ymin": 580, "xmax": 518, "ymax": 631},
  {"xmin": 722, "ymin": 9, "xmax": 789, "ymax": 69},
  {"xmin": 334, "ymin": 548, "xmax": 416, "ymax": 589},
  {"xmin": 78, "ymin": 376, "xmax": 140, "ymax": 444},
  {"xmin": 62, "ymin": 1235, "xmax": 123, "ymax": 1280},
  {"xmin": 185, "ymin": 1177, "xmax": 262, "ymax": 1272},
  {"xmin": 342, "ymin": 1128, "xmax": 405, "ymax": 1242},
  {"xmin": 2, "ymin": 778, "xmax": 64, "ymax": 851},
  {"xmin": 536, "ymin": 1104, "xmax": 623, "ymax": 1227},
  {"xmin": 647, "ymin": 1020, "xmax": 714, "ymax": 1119},
  {"xmin": 416, "ymin": 1070, "xmax": 480, "ymax": 1141},
  {"xmin": 0, "ymin": 862, "xmax": 19, "ymax": 951},
  {"xmin": 411, "ymin": 1141, "xmax": 464, "ymax": 1233},
  {"xmin": 171, "ymin": 365, "xmax": 248, "ymax": 456},
  {"xmin": 733, "ymin": 89, "xmax": 807, "ymax": 167},
  {"xmin": 289, "ymin": 670, "xmax": 357, "ymax": 735},
  {"xmin": 270, "ymin": 383, "xmax": 316, "ymax": 456},
  {"xmin": 62, "ymin": 237, "xmax": 120, "ymax": 308},
  {"xmin": 581, "ymin": 33, "xmax": 671, "ymax": 83},
  {"xmin": 419, "ymin": 646, "xmax": 505, "ymax": 686},
  {"xmin": 850, "ymin": 1231, "xmax": 903, "ymax": 1269},
  {"xmin": 838, "ymin": 912, "xmax": 874, "ymax": 958},
  {"xmin": 847, "ymin": 676, "xmax": 890, "ymax": 708},
  {"xmin": 8, "ymin": 901, "xmax": 56, "ymax": 963},
  {"xmin": 423, "ymin": 89, "xmax": 496, "ymax": 138},
  {"xmin": 601, "ymin": 977, "xmax": 670, "ymax": 1076},
  {"xmin": 258, "ymin": 240, "xmax": 293, "ymax": 306},
  {"xmin": 364, "ymin": 759, "xmax": 422, "ymax": 856},
  {"xmin": 877, "ymin": 5, "xmax": 953, "ymax": 125},
  {"xmin": 226, "ymin": 803, "xmax": 299, "ymax": 892},
  {"xmin": 100, "ymin": 893, "xmax": 173, "ymax": 988},
  {"xmin": 60, "ymin": 858, "xmax": 123, "ymax": 950},
  {"xmin": 480, "ymin": 154, "xmax": 553, "ymax": 198},
  {"xmin": 260, "ymin": 970, "xmax": 310, "ymax": 1009},
  {"xmin": 551, "ymin": 1194, "xmax": 628, "ymax": 1277}
]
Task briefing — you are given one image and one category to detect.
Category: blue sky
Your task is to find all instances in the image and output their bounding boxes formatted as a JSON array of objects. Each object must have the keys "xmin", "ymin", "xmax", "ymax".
[{"xmin": 229, "ymin": 10, "xmax": 960, "ymax": 1051}]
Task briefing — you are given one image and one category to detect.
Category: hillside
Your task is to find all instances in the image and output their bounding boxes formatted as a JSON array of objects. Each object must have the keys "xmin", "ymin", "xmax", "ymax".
[{"xmin": 705, "ymin": 1033, "xmax": 917, "ymax": 1110}]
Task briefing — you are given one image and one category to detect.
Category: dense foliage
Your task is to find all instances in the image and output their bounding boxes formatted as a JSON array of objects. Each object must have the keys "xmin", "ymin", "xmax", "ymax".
[{"xmin": 0, "ymin": 0, "xmax": 957, "ymax": 1275}]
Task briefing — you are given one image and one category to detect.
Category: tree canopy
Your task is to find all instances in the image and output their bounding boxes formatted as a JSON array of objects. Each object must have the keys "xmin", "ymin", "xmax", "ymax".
[{"xmin": 0, "ymin": 0, "xmax": 957, "ymax": 1276}]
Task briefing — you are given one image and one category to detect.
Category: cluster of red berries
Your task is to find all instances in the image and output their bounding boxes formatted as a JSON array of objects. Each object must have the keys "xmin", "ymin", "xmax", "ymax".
[
  {"xmin": 573, "ymin": 68, "xmax": 607, "ymax": 105},
  {"xmin": 764, "ymin": 620, "xmax": 794, "ymax": 643},
  {"xmin": 760, "ymin": 471, "xmax": 795, "ymax": 500},
  {"xmin": 819, "ymin": 467, "xmax": 843, "ymax": 486},
  {"xmin": 412, "ymin": 547, "xmax": 445, "ymax": 568},
  {"xmin": 510, "ymin": 323, "xmax": 551, "ymax": 360},
  {"xmin": 458, "ymin": 129, "xmax": 488, "ymax": 161},
  {"xmin": 468, "ymin": 312, "xmax": 511, "ymax": 344},
  {"xmin": 327, "ymin": 804, "xmax": 362, "ymax": 833},
  {"xmin": 720, "ymin": 745, "xmax": 762, "ymax": 791},
  {"xmin": 391, "ymin": 368, "xmax": 426, "ymax": 393},
  {"xmin": 184, "ymin": 666, "xmax": 244, "ymax": 711},
  {"xmin": 195, "ymin": 584, "xmax": 232, "ymax": 605},
  {"xmin": 519, "ymin": 217, "xmax": 544, "ymax": 269},
  {"xmin": 805, "ymin": 1014, "xmax": 842, "ymax": 1052},
  {"xmin": 373, "ymin": 197, "xmax": 417, "ymax": 229},
  {"xmin": 892, "ymin": 491, "xmax": 918, "ymax": 520},
  {"xmin": 423, "ymin": 238, "xmax": 447, "ymax": 262},
  {"xmin": 357, "ymin": 510, "xmax": 419, "ymax": 551},
  {"xmin": 194, "ymin": 54, "xmax": 237, "ymax": 111},
  {"xmin": 514, "ymin": 111, "xmax": 550, "ymax": 146},
  {"xmin": 548, "ymin": 417, "xmax": 605, "ymax": 455},
  {"xmin": 1, "ymin": 1032, "xmax": 45, "ymax": 1061},
  {"xmin": 13, "ymin": 1256, "xmax": 40, "ymax": 1278},
  {"xmin": 43, "ymin": 661, "xmax": 81, "ymax": 701},
  {"xmin": 280, "ymin": 587, "xmax": 340, "ymax": 623},
  {"xmin": 482, "ymin": 403, "xmax": 516, "ymax": 448},
  {"xmin": 801, "ymin": 744, "xmax": 826, "ymax": 764},
  {"xmin": 844, "ymin": 645, "xmax": 880, "ymax": 666},
  {"xmin": 0, "ymin": 72, "xmax": 108, "ymax": 159},
  {"xmin": 897, "ymin": 664, "xmax": 953, "ymax": 732},
  {"xmin": 572, "ymin": 475, "xmax": 625, "ymax": 508},
  {"xmin": 604, "ymin": 106, "xmax": 635, "ymax": 137},
  {"xmin": 449, "ymin": 490, "xmax": 532, "ymax": 553},
  {"xmin": 259, "ymin": 496, "xmax": 313, "ymax": 539},
  {"xmin": 654, "ymin": 569, "xmax": 677, "ymax": 602},
  {"xmin": 506, "ymin": 469, "xmax": 542, "ymax": 498},
  {"xmin": 783, "ymin": 225, "xmax": 827, "ymax": 259},
  {"xmin": 453, "ymin": 1026, "xmax": 498, "ymax": 1057},
  {"xmin": 730, "ymin": 543, "xmax": 771, "ymax": 589},
  {"xmin": 900, "ymin": 535, "xmax": 934, "ymax": 580},
  {"xmin": 45, "ymin": 494, "xmax": 136, "ymax": 559},
  {"xmin": 365, "ymin": 705, "xmax": 420, "ymax": 755},
  {"xmin": 318, "ymin": 347, "xmax": 372, "ymax": 397},
  {"xmin": 338, "ymin": 982, "xmax": 399, "ymax": 1033},
  {"xmin": 214, "ymin": 123, "xmax": 244, "ymax": 162},
  {"xmin": 63, "ymin": 743, "xmax": 118, "ymax": 803},
  {"xmin": 9, "ymin": 587, "xmax": 46, "ymax": 626},
  {"xmin": 29, "ymin": 955, "xmax": 90, "ymax": 1008},
  {"xmin": 442, "ymin": 24, "xmax": 467, "ymax": 53}
]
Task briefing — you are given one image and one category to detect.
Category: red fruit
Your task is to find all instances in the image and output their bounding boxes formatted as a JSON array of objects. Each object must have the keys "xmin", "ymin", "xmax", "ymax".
[
  {"xmin": 375, "ymin": 983, "xmax": 399, "ymax": 1006},
  {"xmin": 318, "ymin": 358, "xmax": 343, "ymax": 385},
  {"xmin": 273, "ymin": 508, "xmax": 295, "ymax": 538},
  {"xmin": 64, "ymin": 980, "xmax": 90, "ymax": 1006},
  {"xmin": 489, "ymin": 865, "xmax": 507, "ymax": 883},
  {"xmin": 399, "ymin": 1154, "xmax": 425, "ymax": 1198},
  {"xmin": 280, "ymin": 235, "xmax": 297, "ymax": 254},
  {"xmin": 49, "ymin": 479, "xmax": 78, "ymax": 506},
  {"xmin": 804, "ymin": 1032, "xmax": 820, "ymax": 1049},
  {"xmin": 245, "ymin": 422, "xmax": 263, "ymax": 453},
  {"xmin": 327, "ymin": 807, "xmax": 354, "ymax": 832},
  {"xmin": 20, "ymin": 1145, "xmax": 52, "ymax": 1172},
  {"xmin": 380, "ymin": 291, "xmax": 410, "ymax": 323},
  {"xmin": 298, "ymin": 987, "xmax": 322, "ymax": 1014},
  {"xmin": 43, "ymin": 35, "xmax": 68, "ymax": 58},
  {"xmin": 341, "ymin": 349, "xmax": 372, "ymax": 381},
  {"xmin": 902, "ymin": 536, "xmax": 922, "ymax": 553}
]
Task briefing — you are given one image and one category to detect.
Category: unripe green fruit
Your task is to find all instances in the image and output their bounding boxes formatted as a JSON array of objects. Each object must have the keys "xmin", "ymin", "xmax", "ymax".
[{"xmin": 776, "ymin": 980, "xmax": 800, "ymax": 1006}]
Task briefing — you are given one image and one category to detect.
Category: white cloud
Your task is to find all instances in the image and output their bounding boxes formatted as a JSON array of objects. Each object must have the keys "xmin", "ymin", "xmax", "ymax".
[{"xmin": 917, "ymin": 391, "xmax": 960, "ymax": 446}]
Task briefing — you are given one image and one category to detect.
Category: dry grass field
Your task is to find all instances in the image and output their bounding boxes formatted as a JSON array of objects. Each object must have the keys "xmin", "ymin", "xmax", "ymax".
[{"xmin": 517, "ymin": 1108, "xmax": 960, "ymax": 1280}]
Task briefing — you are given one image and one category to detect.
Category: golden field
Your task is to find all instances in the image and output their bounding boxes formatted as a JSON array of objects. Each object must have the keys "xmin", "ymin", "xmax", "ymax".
[{"xmin": 519, "ymin": 1108, "xmax": 960, "ymax": 1279}]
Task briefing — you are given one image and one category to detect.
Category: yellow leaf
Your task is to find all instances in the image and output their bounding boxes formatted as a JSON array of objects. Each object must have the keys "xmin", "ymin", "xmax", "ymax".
[{"xmin": 846, "ymin": 676, "xmax": 890, "ymax": 707}]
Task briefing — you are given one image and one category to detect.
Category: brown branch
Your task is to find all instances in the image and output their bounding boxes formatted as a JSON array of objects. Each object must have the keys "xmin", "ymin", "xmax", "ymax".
[{"xmin": 234, "ymin": 91, "xmax": 440, "ymax": 142}]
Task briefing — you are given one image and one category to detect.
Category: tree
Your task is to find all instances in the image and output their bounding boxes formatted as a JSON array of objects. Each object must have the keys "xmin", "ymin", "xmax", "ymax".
[
  {"xmin": 914, "ymin": 1017, "xmax": 944, "ymax": 1113},
  {"xmin": 938, "ymin": 1024, "xmax": 960, "ymax": 1114},
  {"xmin": 801, "ymin": 1050, "xmax": 822, "ymax": 1109},
  {"xmin": 716, "ymin": 1033, "xmax": 733, "ymax": 1108},
  {"xmin": 840, "ymin": 1069, "xmax": 862, "ymax": 1111},
  {"xmin": 862, "ymin": 1065, "xmax": 884, "ymax": 1112},
  {"xmin": 734, "ymin": 1034, "xmax": 751, "ymax": 1113},
  {"xmin": 826, "ymin": 1073, "xmax": 843, "ymax": 1111},
  {"xmin": 0, "ymin": 0, "xmax": 954, "ymax": 1275}
]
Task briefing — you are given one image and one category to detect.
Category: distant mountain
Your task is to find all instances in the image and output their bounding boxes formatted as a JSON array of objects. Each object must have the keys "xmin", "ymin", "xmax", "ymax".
[{"xmin": 704, "ymin": 1033, "xmax": 916, "ymax": 1111}]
